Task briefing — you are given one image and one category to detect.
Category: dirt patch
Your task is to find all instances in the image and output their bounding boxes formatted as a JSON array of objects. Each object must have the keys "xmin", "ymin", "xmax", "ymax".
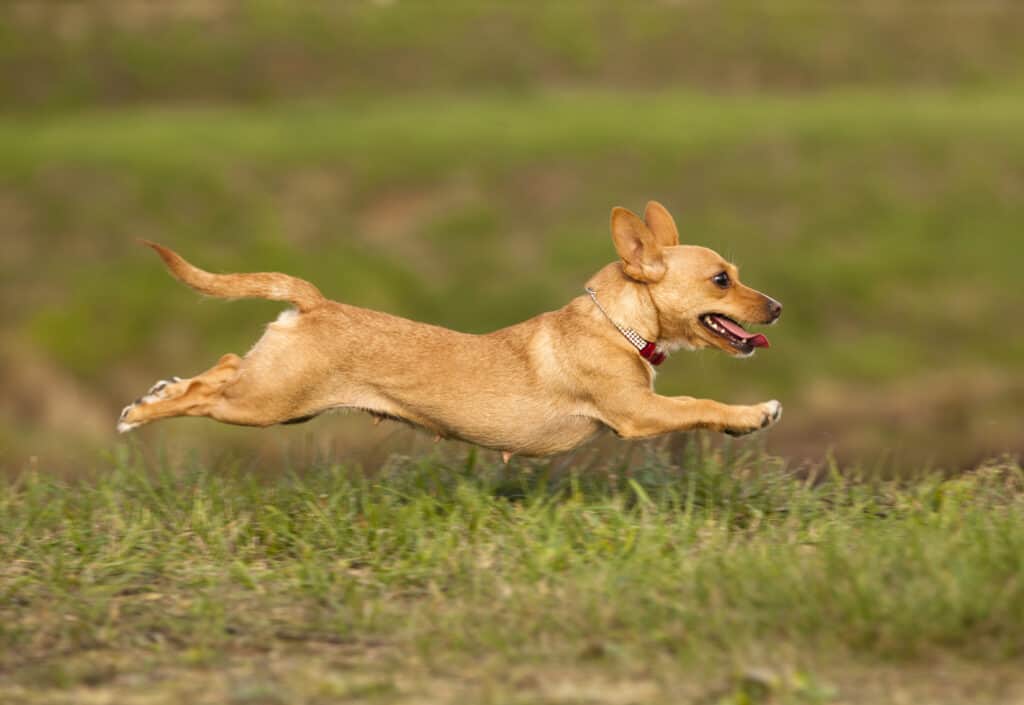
[
  {"xmin": 0, "ymin": 338, "xmax": 109, "ymax": 439},
  {"xmin": 356, "ymin": 177, "xmax": 481, "ymax": 273},
  {"xmin": 775, "ymin": 367, "xmax": 1024, "ymax": 467},
  {"xmin": 6, "ymin": 647, "xmax": 1024, "ymax": 705}
]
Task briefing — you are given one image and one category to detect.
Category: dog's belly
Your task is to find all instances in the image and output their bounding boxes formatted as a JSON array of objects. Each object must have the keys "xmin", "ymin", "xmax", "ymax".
[
  {"xmin": 442, "ymin": 410, "xmax": 603, "ymax": 457},
  {"xmin": 507, "ymin": 415, "xmax": 603, "ymax": 456},
  {"xmin": 310, "ymin": 389, "xmax": 601, "ymax": 456}
]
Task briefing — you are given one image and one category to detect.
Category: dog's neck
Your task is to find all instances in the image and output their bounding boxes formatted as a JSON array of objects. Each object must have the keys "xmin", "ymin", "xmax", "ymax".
[{"xmin": 583, "ymin": 264, "xmax": 664, "ymax": 364}]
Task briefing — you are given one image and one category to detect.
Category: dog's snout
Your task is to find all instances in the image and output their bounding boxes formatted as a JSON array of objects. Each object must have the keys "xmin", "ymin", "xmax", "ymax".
[{"xmin": 765, "ymin": 297, "xmax": 782, "ymax": 322}]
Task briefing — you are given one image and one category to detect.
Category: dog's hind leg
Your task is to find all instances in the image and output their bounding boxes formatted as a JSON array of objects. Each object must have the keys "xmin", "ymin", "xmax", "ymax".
[{"xmin": 117, "ymin": 353, "xmax": 244, "ymax": 432}]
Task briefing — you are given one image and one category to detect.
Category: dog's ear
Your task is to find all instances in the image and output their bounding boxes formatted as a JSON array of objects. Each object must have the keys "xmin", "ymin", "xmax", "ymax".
[
  {"xmin": 644, "ymin": 200, "xmax": 680, "ymax": 248},
  {"xmin": 611, "ymin": 207, "xmax": 666, "ymax": 283}
]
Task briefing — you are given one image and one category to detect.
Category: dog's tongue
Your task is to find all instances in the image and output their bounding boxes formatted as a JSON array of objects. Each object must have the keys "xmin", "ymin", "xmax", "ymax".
[{"xmin": 712, "ymin": 314, "xmax": 770, "ymax": 348}]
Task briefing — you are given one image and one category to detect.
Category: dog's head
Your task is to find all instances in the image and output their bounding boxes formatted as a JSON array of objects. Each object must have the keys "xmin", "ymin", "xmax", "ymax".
[{"xmin": 611, "ymin": 202, "xmax": 781, "ymax": 357}]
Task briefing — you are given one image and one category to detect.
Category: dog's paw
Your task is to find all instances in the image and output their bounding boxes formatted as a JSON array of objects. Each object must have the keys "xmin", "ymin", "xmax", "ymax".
[
  {"xmin": 760, "ymin": 399, "xmax": 783, "ymax": 428},
  {"xmin": 724, "ymin": 400, "xmax": 782, "ymax": 437},
  {"xmin": 116, "ymin": 376, "xmax": 184, "ymax": 433}
]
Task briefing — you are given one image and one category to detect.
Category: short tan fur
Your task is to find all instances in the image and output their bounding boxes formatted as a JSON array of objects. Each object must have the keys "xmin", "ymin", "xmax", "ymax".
[{"xmin": 119, "ymin": 201, "xmax": 783, "ymax": 457}]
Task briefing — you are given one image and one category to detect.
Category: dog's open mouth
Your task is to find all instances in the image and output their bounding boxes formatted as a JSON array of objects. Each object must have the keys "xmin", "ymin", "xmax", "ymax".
[{"xmin": 699, "ymin": 313, "xmax": 770, "ymax": 354}]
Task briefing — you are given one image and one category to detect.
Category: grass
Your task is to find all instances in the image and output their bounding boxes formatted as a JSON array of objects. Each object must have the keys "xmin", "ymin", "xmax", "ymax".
[
  {"xmin": 3, "ymin": 446, "xmax": 1024, "ymax": 703},
  {"xmin": 5, "ymin": 6, "xmax": 1024, "ymax": 702},
  {"xmin": 3, "ymin": 2, "xmax": 1024, "ymax": 110}
]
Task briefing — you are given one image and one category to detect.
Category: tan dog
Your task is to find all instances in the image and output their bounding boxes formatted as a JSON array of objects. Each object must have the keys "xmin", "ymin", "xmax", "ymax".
[{"xmin": 118, "ymin": 201, "xmax": 782, "ymax": 457}]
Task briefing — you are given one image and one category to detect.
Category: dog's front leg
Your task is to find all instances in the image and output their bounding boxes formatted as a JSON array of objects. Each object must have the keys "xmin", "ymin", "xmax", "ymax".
[{"xmin": 601, "ymin": 393, "xmax": 781, "ymax": 439}]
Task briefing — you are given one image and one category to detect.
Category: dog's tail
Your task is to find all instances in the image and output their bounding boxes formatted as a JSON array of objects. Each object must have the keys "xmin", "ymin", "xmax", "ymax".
[{"xmin": 141, "ymin": 240, "xmax": 326, "ymax": 312}]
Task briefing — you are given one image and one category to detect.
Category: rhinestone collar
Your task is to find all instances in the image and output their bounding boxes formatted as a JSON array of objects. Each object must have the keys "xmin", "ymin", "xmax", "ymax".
[{"xmin": 585, "ymin": 287, "xmax": 666, "ymax": 366}]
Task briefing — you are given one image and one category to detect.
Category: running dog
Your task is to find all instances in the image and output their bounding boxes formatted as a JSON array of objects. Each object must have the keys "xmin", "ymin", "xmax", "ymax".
[{"xmin": 118, "ymin": 201, "xmax": 782, "ymax": 458}]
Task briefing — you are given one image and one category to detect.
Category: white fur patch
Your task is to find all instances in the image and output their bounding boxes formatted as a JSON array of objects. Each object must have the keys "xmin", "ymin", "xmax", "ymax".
[
  {"xmin": 273, "ymin": 308, "xmax": 300, "ymax": 326},
  {"xmin": 658, "ymin": 339, "xmax": 695, "ymax": 355}
]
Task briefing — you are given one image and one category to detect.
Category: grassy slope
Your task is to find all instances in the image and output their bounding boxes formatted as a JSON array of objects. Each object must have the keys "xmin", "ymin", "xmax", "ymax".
[
  {"xmin": 3, "ymin": 2, "xmax": 1024, "ymax": 109},
  {"xmin": 3, "ymin": 450, "xmax": 1024, "ymax": 704},
  {"xmin": 2, "ymin": 92, "xmax": 1023, "ymax": 466}
]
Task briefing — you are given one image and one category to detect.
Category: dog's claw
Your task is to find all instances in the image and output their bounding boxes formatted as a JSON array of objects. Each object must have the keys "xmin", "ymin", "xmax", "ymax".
[{"xmin": 117, "ymin": 404, "xmax": 139, "ymax": 433}]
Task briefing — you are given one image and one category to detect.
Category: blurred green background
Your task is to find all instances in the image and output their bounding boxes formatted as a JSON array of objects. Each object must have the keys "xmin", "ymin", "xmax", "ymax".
[{"xmin": 1, "ymin": 1, "xmax": 1022, "ymax": 472}]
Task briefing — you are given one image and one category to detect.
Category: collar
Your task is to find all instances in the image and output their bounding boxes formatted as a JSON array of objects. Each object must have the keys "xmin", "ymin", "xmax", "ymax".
[{"xmin": 585, "ymin": 287, "xmax": 666, "ymax": 366}]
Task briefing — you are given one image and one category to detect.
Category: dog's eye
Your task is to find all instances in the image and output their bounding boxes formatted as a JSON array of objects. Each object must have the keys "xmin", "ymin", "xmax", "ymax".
[{"xmin": 712, "ymin": 272, "xmax": 730, "ymax": 288}]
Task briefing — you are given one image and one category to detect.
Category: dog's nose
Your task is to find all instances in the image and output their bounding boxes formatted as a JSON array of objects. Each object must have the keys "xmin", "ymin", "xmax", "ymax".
[{"xmin": 766, "ymin": 297, "xmax": 783, "ymax": 322}]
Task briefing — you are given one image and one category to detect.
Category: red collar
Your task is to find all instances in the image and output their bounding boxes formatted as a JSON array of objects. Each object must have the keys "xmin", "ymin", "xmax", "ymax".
[
  {"xmin": 585, "ymin": 287, "xmax": 666, "ymax": 366},
  {"xmin": 638, "ymin": 341, "xmax": 667, "ymax": 366}
]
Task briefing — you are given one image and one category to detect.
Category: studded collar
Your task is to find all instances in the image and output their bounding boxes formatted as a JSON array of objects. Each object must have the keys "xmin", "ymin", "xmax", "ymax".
[{"xmin": 584, "ymin": 287, "xmax": 666, "ymax": 366}]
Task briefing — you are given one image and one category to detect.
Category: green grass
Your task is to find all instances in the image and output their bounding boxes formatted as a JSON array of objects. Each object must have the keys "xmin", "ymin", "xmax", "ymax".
[
  {"xmin": 3, "ymin": 2, "xmax": 1024, "ymax": 111},
  {"xmin": 3, "ymin": 448, "xmax": 1024, "ymax": 703},
  {"xmin": 5, "ymin": 7, "xmax": 1024, "ymax": 702}
]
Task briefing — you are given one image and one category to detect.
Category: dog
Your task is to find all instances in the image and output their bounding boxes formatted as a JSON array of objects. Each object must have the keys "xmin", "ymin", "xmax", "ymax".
[{"xmin": 118, "ymin": 201, "xmax": 782, "ymax": 458}]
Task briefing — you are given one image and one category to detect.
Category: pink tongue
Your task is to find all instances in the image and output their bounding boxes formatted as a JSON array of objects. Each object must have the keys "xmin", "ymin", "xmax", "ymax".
[{"xmin": 713, "ymin": 315, "xmax": 770, "ymax": 348}]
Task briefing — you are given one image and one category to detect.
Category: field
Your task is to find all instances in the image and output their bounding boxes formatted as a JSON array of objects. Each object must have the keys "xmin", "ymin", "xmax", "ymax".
[
  {"xmin": 2, "ymin": 3, "xmax": 1024, "ymax": 469},
  {"xmin": 5, "ymin": 449, "xmax": 1024, "ymax": 704},
  {"xmin": 4, "ymin": 90, "xmax": 1023, "ymax": 470},
  {"xmin": 3, "ymin": 3, "xmax": 1024, "ymax": 703}
]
